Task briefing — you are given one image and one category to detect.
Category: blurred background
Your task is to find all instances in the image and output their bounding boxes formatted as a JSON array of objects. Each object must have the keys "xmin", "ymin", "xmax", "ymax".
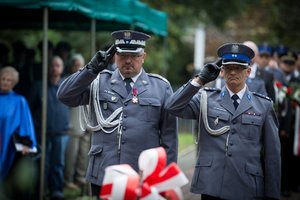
[{"xmin": 1, "ymin": 0, "xmax": 299, "ymax": 88}]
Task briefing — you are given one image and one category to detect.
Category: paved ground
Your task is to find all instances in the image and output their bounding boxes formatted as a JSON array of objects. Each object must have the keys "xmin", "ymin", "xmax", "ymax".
[
  {"xmin": 178, "ymin": 145, "xmax": 300, "ymax": 200},
  {"xmin": 178, "ymin": 145, "xmax": 201, "ymax": 200}
]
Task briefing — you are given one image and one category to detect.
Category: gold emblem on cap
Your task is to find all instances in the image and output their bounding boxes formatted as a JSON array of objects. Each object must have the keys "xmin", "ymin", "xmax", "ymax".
[
  {"xmin": 231, "ymin": 44, "xmax": 239, "ymax": 53},
  {"xmin": 124, "ymin": 31, "xmax": 131, "ymax": 39}
]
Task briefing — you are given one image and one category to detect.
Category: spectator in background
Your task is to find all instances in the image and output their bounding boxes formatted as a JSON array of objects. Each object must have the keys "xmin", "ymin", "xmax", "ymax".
[
  {"xmin": 273, "ymin": 44, "xmax": 289, "ymax": 65},
  {"xmin": 243, "ymin": 41, "xmax": 275, "ymax": 101},
  {"xmin": 29, "ymin": 56, "xmax": 70, "ymax": 200},
  {"xmin": 277, "ymin": 51, "xmax": 300, "ymax": 196},
  {"xmin": 55, "ymin": 41, "xmax": 72, "ymax": 75},
  {"xmin": 294, "ymin": 50, "xmax": 300, "ymax": 79},
  {"xmin": 64, "ymin": 54, "xmax": 91, "ymax": 190},
  {"xmin": 0, "ymin": 66, "xmax": 37, "ymax": 200},
  {"xmin": 34, "ymin": 40, "xmax": 54, "ymax": 82},
  {"xmin": 257, "ymin": 42, "xmax": 286, "ymax": 85}
]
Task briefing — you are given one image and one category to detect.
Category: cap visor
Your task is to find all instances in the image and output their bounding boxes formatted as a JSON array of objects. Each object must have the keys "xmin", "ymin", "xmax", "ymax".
[
  {"xmin": 222, "ymin": 61, "xmax": 249, "ymax": 67},
  {"xmin": 116, "ymin": 47, "xmax": 144, "ymax": 54}
]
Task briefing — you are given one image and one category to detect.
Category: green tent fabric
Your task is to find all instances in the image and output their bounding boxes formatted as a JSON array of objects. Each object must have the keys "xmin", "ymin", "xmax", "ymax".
[{"xmin": 0, "ymin": 0, "xmax": 168, "ymax": 36}]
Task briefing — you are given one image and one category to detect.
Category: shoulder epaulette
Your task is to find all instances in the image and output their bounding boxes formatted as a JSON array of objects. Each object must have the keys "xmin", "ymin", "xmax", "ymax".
[
  {"xmin": 148, "ymin": 73, "xmax": 170, "ymax": 84},
  {"xmin": 100, "ymin": 69, "xmax": 113, "ymax": 74},
  {"xmin": 203, "ymin": 87, "xmax": 221, "ymax": 92},
  {"xmin": 252, "ymin": 92, "xmax": 272, "ymax": 101}
]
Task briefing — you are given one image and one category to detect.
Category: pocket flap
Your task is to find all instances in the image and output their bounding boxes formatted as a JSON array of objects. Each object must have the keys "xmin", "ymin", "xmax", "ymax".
[
  {"xmin": 99, "ymin": 92, "xmax": 119, "ymax": 103},
  {"xmin": 138, "ymin": 98, "xmax": 161, "ymax": 106},
  {"xmin": 208, "ymin": 109, "xmax": 230, "ymax": 121},
  {"xmin": 242, "ymin": 114, "xmax": 262, "ymax": 125},
  {"xmin": 245, "ymin": 163, "xmax": 263, "ymax": 177},
  {"xmin": 196, "ymin": 157, "xmax": 213, "ymax": 167},
  {"xmin": 88, "ymin": 145, "xmax": 103, "ymax": 156}
]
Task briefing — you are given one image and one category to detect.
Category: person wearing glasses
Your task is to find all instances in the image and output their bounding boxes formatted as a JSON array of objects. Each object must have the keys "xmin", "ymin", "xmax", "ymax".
[
  {"xmin": 165, "ymin": 43, "xmax": 281, "ymax": 200},
  {"xmin": 57, "ymin": 30, "xmax": 178, "ymax": 198}
]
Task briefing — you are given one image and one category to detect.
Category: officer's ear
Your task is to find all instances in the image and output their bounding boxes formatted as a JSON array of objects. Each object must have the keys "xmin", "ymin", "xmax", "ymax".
[
  {"xmin": 142, "ymin": 52, "xmax": 147, "ymax": 63},
  {"xmin": 246, "ymin": 67, "xmax": 251, "ymax": 75}
]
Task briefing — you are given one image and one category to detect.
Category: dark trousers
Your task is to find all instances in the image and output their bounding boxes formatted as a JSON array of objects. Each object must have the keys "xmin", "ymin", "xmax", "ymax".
[{"xmin": 91, "ymin": 183, "xmax": 101, "ymax": 199}]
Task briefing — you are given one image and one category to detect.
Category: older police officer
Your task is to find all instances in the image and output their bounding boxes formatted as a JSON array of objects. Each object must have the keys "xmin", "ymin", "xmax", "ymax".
[
  {"xmin": 166, "ymin": 43, "xmax": 280, "ymax": 200},
  {"xmin": 57, "ymin": 30, "xmax": 178, "ymax": 197}
]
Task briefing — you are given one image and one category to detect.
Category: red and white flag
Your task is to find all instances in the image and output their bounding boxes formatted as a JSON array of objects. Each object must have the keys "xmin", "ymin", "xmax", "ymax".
[{"xmin": 100, "ymin": 147, "xmax": 188, "ymax": 200}]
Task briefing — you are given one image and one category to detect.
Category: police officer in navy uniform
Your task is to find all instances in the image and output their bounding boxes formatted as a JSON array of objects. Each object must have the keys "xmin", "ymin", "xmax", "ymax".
[
  {"xmin": 166, "ymin": 43, "xmax": 281, "ymax": 200},
  {"xmin": 57, "ymin": 30, "xmax": 178, "ymax": 197}
]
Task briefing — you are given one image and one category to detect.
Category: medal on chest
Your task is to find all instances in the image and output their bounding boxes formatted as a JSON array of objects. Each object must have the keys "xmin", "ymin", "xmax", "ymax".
[{"xmin": 132, "ymin": 87, "xmax": 138, "ymax": 103}]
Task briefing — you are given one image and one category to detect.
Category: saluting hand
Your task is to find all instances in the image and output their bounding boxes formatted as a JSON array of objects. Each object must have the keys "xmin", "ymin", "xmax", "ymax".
[
  {"xmin": 87, "ymin": 44, "xmax": 116, "ymax": 74},
  {"xmin": 197, "ymin": 58, "xmax": 222, "ymax": 85}
]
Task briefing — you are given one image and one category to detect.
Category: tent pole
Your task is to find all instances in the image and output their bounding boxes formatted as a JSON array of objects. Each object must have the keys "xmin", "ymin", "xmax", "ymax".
[
  {"xmin": 39, "ymin": 6, "xmax": 48, "ymax": 200},
  {"xmin": 91, "ymin": 18, "xmax": 96, "ymax": 55}
]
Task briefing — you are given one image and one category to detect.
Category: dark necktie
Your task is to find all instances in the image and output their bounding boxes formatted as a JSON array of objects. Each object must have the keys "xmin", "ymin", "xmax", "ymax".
[
  {"xmin": 124, "ymin": 78, "xmax": 132, "ymax": 94},
  {"xmin": 232, "ymin": 94, "xmax": 239, "ymax": 110}
]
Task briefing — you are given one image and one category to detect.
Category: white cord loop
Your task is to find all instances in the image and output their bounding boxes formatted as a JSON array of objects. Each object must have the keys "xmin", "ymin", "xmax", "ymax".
[
  {"xmin": 195, "ymin": 90, "xmax": 230, "ymax": 144},
  {"xmin": 79, "ymin": 74, "xmax": 123, "ymax": 133}
]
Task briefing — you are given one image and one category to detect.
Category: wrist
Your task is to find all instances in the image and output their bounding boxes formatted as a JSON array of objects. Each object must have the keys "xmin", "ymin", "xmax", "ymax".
[
  {"xmin": 86, "ymin": 62, "xmax": 100, "ymax": 74},
  {"xmin": 193, "ymin": 76, "xmax": 204, "ymax": 86}
]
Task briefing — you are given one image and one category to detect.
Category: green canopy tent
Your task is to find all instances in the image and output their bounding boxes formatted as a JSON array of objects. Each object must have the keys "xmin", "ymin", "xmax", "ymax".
[
  {"xmin": 0, "ymin": 0, "xmax": 167, "ymax": 35},
  {"xmin": 0, "ymin": 1, "xmax": 167, "ymax": 199}
]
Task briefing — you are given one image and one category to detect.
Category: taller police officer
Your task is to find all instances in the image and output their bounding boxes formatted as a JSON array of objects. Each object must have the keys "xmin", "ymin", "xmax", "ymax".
[
  {"xmin": 57, "ymin": 30, "xmax": 178, "ymax": 197},
  {"xmin": 166, "ymin": 43, "xmax": 281, "ymax": 200}
]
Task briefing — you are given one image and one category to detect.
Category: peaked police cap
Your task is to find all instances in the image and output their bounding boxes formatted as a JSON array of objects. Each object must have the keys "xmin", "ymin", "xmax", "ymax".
[{"xmin": 217, "ymin": 43, "xmax": 254, "ymax": 67}]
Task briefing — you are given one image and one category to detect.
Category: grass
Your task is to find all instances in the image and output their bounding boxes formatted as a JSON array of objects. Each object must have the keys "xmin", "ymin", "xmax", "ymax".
[{"xmin": 178, "ymin": 132, "xmax": 194, "ymax": 152}]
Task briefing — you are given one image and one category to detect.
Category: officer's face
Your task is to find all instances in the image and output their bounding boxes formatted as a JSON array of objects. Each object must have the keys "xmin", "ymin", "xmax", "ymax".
[
  {"xmin": 115, "ymin": 52, "xmax": 146, "ymax": 78},
  {"xmin": 222, "ymin": 64, "xmax": 251, "ymax": 90}
]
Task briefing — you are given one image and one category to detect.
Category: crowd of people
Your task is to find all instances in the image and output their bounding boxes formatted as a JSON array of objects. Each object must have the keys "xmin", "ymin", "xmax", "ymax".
[
  {"xmin": 1, "ymin": 30, "xmax": 300, "ymax": 200},
  {"xmin": 0, "ymin": 40, "xmax": 92, "ymax": 200}
]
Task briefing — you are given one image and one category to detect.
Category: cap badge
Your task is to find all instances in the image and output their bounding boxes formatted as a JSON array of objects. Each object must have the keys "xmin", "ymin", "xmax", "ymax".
[
  {"xmin": 231, "ymin": 44, "xmax": 239, "ymax": 53},
  {"xmin": 124, "ymin": 31, "xmax": 131, "ymax": 39}
]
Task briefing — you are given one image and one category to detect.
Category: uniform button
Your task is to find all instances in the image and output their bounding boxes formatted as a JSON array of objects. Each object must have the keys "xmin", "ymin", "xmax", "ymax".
[
  {"xmin": 123, "ymin": 115, "xmax": 127, "ymax": 118},
  {"xmin": 231, "ymin": 129, "xmax": 236, "ymax": 134},
  {"xmin": 122, "ymin": 140, "xmax": 125, "ymax": 144},
  {"xmin": 122, "ymin": 127, "xmax": 126, "ymax": 131},
  {"xmin": 228, "ymin": 153, "xmax": 232, "ymax": 157},
  {"xmin": 124, "ymin": 102, "xmax": 128, "ymax": 106},
  {"xmin": 232, "ymin": 120, "xmax": 237, "ymax": 124},
  {"xmin": 230, "ymin": 141, "xmax": 233, "ymax": 146}
]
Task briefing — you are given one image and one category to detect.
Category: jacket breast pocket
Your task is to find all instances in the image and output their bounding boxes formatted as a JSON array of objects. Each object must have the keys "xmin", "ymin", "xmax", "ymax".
[
  {"xmin": 241, "ymin": 114, "xmax": 263, "ymax": 141},
  {"xmin": 138, "ymin": 98, "xmax": 161, "ymax": 122},
  {"xmin": 88, "ymin": 145, "xmax": 103, "ymax": 178},
  {"xmin": 98, "ymin": 92, "xmax": 119, "ymax": 118},
  {"xmin": 207, "ymin": 109, "xmax": 230, "ymax": 129}
]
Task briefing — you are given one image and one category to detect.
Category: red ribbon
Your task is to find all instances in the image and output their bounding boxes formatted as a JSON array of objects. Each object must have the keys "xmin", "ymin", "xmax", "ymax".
[{"xmin": 100, "ymin": 147, "xmax": 188, "ymax": 200}]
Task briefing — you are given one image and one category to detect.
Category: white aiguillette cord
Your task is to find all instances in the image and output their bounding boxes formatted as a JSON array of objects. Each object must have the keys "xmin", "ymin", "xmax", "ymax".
[
  {"xmin": 195, "ymin": 90, "xmax": 230, "ymax": 144},
  {"xmin": 79, "ymin": 74, "xmax": 123, "ymax": 134}
]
